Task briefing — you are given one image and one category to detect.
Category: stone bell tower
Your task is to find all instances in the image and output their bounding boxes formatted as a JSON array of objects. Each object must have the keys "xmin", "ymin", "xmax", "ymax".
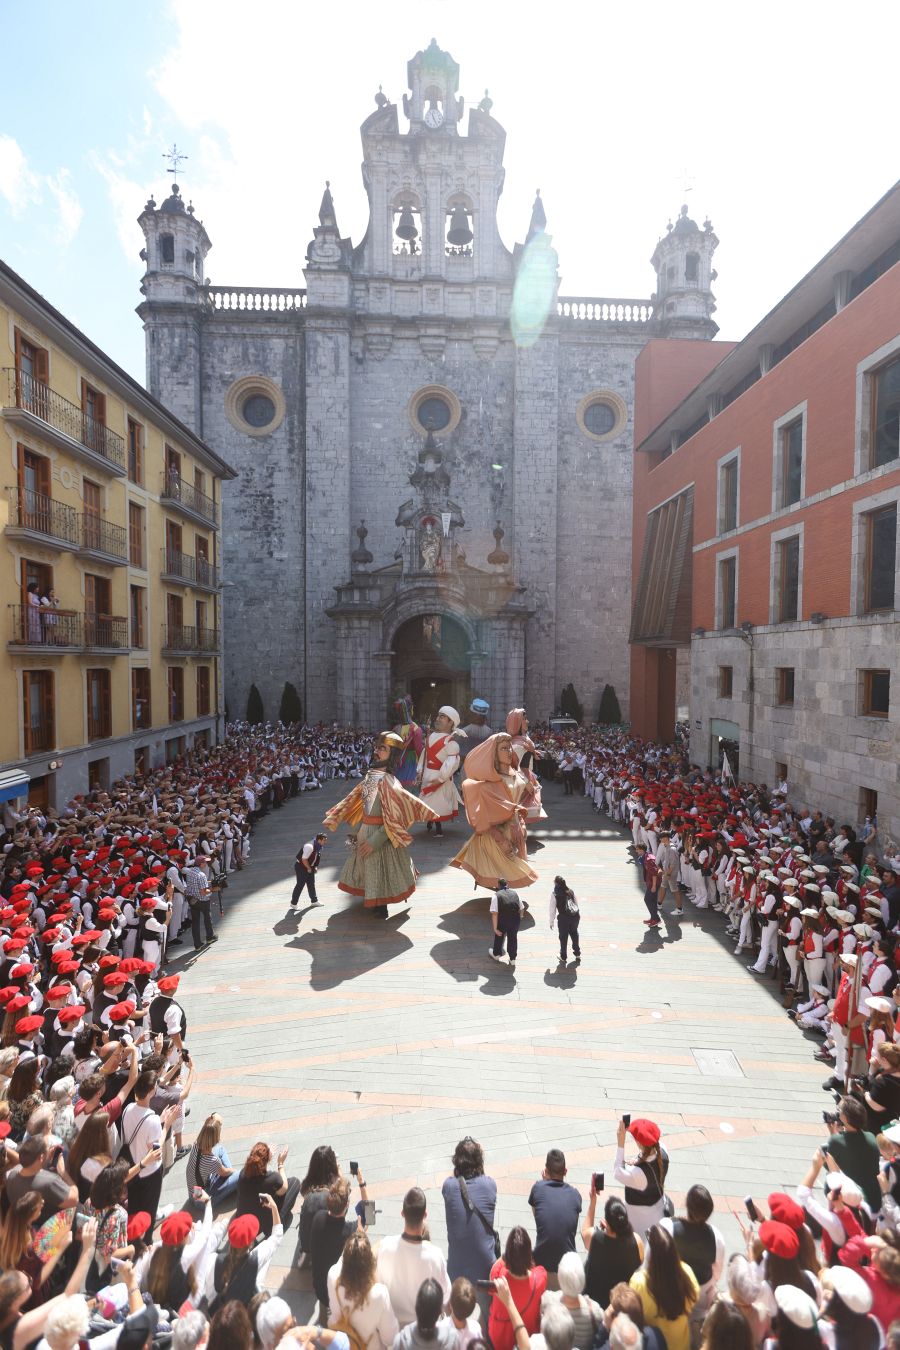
[{"xmin": 651, "ymin": 205, "xmax": 719, "ymax": 340}]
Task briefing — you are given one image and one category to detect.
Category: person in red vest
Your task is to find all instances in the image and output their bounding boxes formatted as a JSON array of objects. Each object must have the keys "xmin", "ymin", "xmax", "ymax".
[
  {"xmin": 417, "ymin": 707, "xmax": 463, "ymax": 839},
  {"xmin": 825, "ymin": 953, "xmax": 870, "ymax": 1091}
]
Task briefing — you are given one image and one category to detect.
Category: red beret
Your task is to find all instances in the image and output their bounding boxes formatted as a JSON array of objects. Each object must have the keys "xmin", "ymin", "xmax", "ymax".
[
  {"xmin": 15, "ymin": 1014, "xmax": 44, "ymax": 1034},
  {"xmin": 97, "ymin": 908, "xmax": 117, "ymax": 922},
  {"xmin": 768, "ymin": 1193, "xmax": 805, "ymax": 1231},
  {"xmin": 52, "ymin": 857, "xmax": 69, "ymax": 871},
  {"xmin": 45, "ymin": 984, "xmax": 73, "ymax": 1001},
  {"xmin": 99, "ymin": 955, "xmax": 120, "ymax": 969},
  {"xmin": 628, "ymin": 1118, "xmax": 661, "ymax": 1148},
  {"xmin": 80, "ymin": 930, "xmax": 103, "ymax": 942},
  {"xmin": 160, "ymin": 1211, "xmax": 194, "ymax": 1246},
  {"xmin": 24, "ymin": 864, "xmax": 43, "ymax": 877},
  {"xmin": 108, "ymin": 1001, "xmax": 136, "ymax": 1023},
  {"xmin": 14, "ymin": 927, "xmax": 34, "ymax": 940},
  {"xmin": 0, "ymin": 1122, "xmax": 11, "ymax": 1139},
  {"xmin": 58, "ymin": 1004, "xmax": 86, "ymax": 1025},
  {"xmin": 759, "ymin": 1220, "xmax": 800, "ymax": 1259},
  {"xmin": 8, "ymin": 994, "xmax": 31, "ymax": 1012},
  {"xmin": 57, "ymin": 961, "xmax": 81, "ymax": 975},
  {"xmin": 0, "ymin": 987, "xmax": 19, "ymax": 1004},
  {"xmin": 103, "ymin": 972, "xmax": 127, "ymax": 988},
  {"xmin": 127, "ymin": 1211, "xmax": 152, "ymax": 1241},
  {"xmin": 227, "ymin": 1214, "xmax": 259, "ymax": 1249},
  {"xmin": 140, "ymin": 898, "xmax": 158, "ymax": 911},
  {"xmin": 9, "ymin": 963, "xmax": 33, "ymax": 980},
  {"xmin": 157, "ymin": 975, "xmax": 180, "ymax": 995},
  {"xmin": 41, "ymin": 929, "xmax": 61, "ymax": 945},
  {"xmin": 165, "ymin": 826, "xmax": 179, "ymax": 839},
  {"xmin": 118, "ymin": 958, "xmax": 145, "ymax": 974}
]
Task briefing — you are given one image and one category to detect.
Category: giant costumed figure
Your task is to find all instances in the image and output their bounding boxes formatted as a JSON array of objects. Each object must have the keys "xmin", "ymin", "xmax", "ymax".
[
  {"xmin": 450, "ymin": 732, "xmax": 539, "ymax": 889},
  {"xmin": 391, "ymin": 697, "xmax": 424, "ymax": 788},
  {"xmin": 417, "ymin": 705, "xmax": 464, "ymax": 838},
  {"xmin": 505, "ymin": 708, "xmax": 547, "ymax": 825},
  {"xmin": 323, "ymin": 731, "xmax": 438, "ymax": 918}
]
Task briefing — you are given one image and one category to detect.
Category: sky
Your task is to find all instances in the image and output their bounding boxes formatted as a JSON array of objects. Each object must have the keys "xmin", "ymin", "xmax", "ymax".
[{"xmin": 1, "ymin": 0, "xmax": 899, "ymax": 384}]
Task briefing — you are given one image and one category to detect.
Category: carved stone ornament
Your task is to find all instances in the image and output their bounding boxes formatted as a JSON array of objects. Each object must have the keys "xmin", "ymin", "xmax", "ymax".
[{"xmin": 420, "ymin": 519, "xmax": 441, "ymax": 573}]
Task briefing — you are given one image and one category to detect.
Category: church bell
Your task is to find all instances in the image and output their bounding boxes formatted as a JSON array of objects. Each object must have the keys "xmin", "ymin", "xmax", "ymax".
[
  {"xmin": 395, "ymin": 205, "xmax": 418, "ymax": 241},
  {"xmin": 446, "ymin": 203, "xmax": 473, "ymax": 247}
]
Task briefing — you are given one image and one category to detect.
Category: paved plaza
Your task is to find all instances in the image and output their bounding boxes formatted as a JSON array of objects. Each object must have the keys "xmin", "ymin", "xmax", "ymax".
[{"xmin": 162, "ymin": 778, "xmax": 826, "ymax": 1313}]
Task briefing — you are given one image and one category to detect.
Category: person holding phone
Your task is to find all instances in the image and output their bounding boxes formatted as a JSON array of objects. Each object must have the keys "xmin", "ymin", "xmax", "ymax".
[
  {"xmin": 487, "ymin": 1228, "xmax": 547, "ymax": 1350},
  {"xmin": 235, "ymin": 1141, "xmax": 302, "ymax": 1239},
  {"xmin": 612, "ymin": 1119, "xmax": 669, "ymax": 1238},
  {"xmin": 581, "ymin": 1184, "xmax": 643, "ymax": 1310},
  {"xmin": 310, "ymin": 1174, "xmax": 368, "ymax": 1319}
]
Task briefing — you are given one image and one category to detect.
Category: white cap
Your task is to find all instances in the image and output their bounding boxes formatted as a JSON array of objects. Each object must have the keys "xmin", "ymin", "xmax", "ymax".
[
  {"xmin": 800, "ymin": 907, "xmax": 820, "ymax": 918},
  {"xmin": 865, "ymin": 995, "xmax": 893, "ymax": 1014},
  {"xmin": 812, "ymin": 983, "xmax": 830, "ymax": 996},
  {"xmin": 854, "ymin": 923, "xmax": 874, "ymax": 939},
  {"xmin": 813, "ymin": 865, "xmax": 829, "ymax": 875},
  {"xmin": 774, "ymin": 1284, "xmax": 818, "ymax": 1329},
  {"xmin": 784, "ymin": 896, "xmax": 802, "ymax": 909},
  {"xmin": 828, "ymin": 1265, "xmax": 873, "ymax": 1315},
  {"xmin": 841, "ymin": 953, "xmax": 859, "ymax": 966},
  {"xmin": 824, "ymin": 1173, "xmax": 863, "ymax": 1207},
  {"xmin": 882, "ymin": 1122, "xmax": 900, "ymax": 1144},
  {"xmin": 437, "ymin": 705, "xmax": 461, "ymax": 729}
]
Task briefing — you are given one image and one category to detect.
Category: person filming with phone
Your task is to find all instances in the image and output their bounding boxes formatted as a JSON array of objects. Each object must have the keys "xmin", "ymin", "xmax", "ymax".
[
  {"xmin": 612, "ymin": 1118, "xmax": 670, "ymax": 1238},
  {"xmin": 310, "ymin": 1164, "xmax": 369, "ymax": 1320},
  {"xmin": 582, "ymin": 1175, "xmax": 643, "ymax": 1309}
]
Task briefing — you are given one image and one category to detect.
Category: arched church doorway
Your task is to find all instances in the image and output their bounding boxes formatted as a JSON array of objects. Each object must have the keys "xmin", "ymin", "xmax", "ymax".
[{"xmin": 392, "ymin": 614, "xmax": 471, "ymax": 723}]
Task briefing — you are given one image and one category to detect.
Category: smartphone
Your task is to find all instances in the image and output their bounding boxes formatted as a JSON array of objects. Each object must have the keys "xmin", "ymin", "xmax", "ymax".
[
  {"xmin": 593, "ymin": 1172, "xmax": 604, "ymax": 1192},
  {"xmin": 363, "ymin": 1199, "xmax": 376, "ymax": 1226},
  {"xmin": 475, "ymin": 1280, "xmax": 497, "ymax": 1292},
  {"xmin": 110, "ymin": 1258, "xmax": 125, "ymax": 1272},
  {"xmin": 821, "ymin": 1145, "xmax": 830, "ymax": 1158},
  {"xmin": 73, "ymin": 1212, "xmax": 89, "ymax": 1232},
  {"xmin": 883, "ymin": 1160, "xmax": 893, "ymax": 1175},
  {"xmin": 258, "ymin": 1192, "xmax": 269, "ymax": 1203},
  {"xmin": 744, "ymin": 1196, "xmax": 760, "ymax": 1223},
  {"xmin": 349, "ymin": 1160, "xmax": 359, "ymax": 1176},
  {"xmin": 622, "ymin": 1113, "xmax": 631, "ymax": 1127},
  {"xmin": 191, "ymin": 1186, "xmax": 205, "ymax": 1202}
]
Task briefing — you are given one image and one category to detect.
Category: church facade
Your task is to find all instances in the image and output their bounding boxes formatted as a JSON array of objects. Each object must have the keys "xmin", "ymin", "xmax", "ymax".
[{"xmin": 136, "ymin": 41, "xmax": 719, "ymax": 728}]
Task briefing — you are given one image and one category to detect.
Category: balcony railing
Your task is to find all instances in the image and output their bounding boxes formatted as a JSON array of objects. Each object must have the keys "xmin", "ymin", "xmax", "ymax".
[
  {"xmin": 557, "ymin": 296, "xmax": 655, "ymax": 324},
  {"xmin": 80, "ymin": 513, "xmax": 127, "ymax": 561},
  {"xmin": 203, "ymin": 286, "xmax": 307, "ymax": 312},
  {"xmin": 5, "ymin": 486, "xmax": 79, "ymax": 547},
  {"xmin": 83, "ymin": 613, "xmax": 128, "ymax": 648},
  {"xmin": 161, "ymin": 623, "xmax": 220, "ymax": 654},
  {"xmin": 9, "ymin": 604, "xmax": 82, "ymax": 648},
  {"xmin": 160, "ymin": 471, "xmax": 218, "ymax": 526},
  {"xmin": 160, "ymin": 548, "xmax": 220, "ymax": 589},
  {"xmin": 2, "ymin": 369, "xmax": 126, "ymax": 469}
]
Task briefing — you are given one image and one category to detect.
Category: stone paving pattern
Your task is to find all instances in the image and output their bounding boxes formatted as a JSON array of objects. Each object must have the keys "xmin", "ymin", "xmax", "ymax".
[{"xmin": 161, "ymin": 781, "xmax": 826, "ymax": 1314}]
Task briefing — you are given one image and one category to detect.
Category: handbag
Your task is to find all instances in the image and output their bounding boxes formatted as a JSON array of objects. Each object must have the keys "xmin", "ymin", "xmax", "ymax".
[{"xmin": 458, "ymin": 1176, "xmax": 501, "ymax": 1259}]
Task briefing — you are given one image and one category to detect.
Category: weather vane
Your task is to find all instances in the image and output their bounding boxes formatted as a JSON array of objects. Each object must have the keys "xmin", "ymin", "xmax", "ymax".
[{"xmin": 163, "ymin": 144, "xmax": 188, "ymax": 181}]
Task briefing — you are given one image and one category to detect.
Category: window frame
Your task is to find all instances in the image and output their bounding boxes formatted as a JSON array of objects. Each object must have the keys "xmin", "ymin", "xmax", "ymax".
[
  {"xmin": 860, "ymin": 668, "xmax": 890, "ymax": 719},
  {"xmin": 860, "ymin": 786, "xmax": 878, "ymax": 824},
  {"xmin": 715, "ymin": 548, "xmax": 738, "ymax": 630},
  {"xmin": 86, "ymin": 668, "xmax": 112, "ymax": 741},
  {"xmin": 775, "ymin": 667, "xmax": 796, "ymax": 707},
  {"xmin": 856, "ymin": 334, "xmax": 900, "ymax": 475},
  {"xmin": 864, "ymin": 504, "xmax": 897, "ymax": 614},
  {"xmin": 130, "ymin": 584, "xmax": 146, "ymax": 649},
  {"xmin": 771, "ymin": 402, "xmax": 807, "ymax": 513},
  {"xmin": 128, "ymin": 501, "xmax": 146, "ymax": 569},
  {"xmin": 770, "ymin": 525, "xmax": 803, "ymax": 625},
  {"xmin": 131, "ymin": 666, "xmax": 151, "ymax": 730},
  {"xmin": 23, "ymin": 670, "xmax": 54, "ymax": 756},
  {"xmin": 196, "ymin": 665, "xmax": 211, "ymax": 717},
  {"xmin": 716, "ymin": 448, "xmax": 740, "ymax": 535},
  {"xmin": 127, "ymin": 417, "xmax": 144, "ymax": 486},
  {"xmin": 167, "ymin": 666, "xmax": 184, "ymax": 723},
  {"xmin": 718, "ymin": 665, "xmax": 733, "ymax": 698}
]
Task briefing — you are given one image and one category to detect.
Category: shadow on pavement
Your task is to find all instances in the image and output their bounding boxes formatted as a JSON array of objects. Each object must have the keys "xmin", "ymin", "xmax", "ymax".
[{"xmin": 283, "ymin": 905, "xmax": 414, "ymax": 990}]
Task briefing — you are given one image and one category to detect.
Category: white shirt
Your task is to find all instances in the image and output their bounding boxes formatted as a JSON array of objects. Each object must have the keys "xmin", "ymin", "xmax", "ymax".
[
  {"xmin": 121, "ymin": 1100, "xmax": 162, "ymax": 1176},
  {"xmin": 375, "ymin": 1234, "xmax": 450, "ymax": 1328}
]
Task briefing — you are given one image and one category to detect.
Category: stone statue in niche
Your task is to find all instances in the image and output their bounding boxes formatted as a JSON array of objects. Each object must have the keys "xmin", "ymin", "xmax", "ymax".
[{"xmin": 420, "ymin": 521, "xmax": 441, "ymax": 573}]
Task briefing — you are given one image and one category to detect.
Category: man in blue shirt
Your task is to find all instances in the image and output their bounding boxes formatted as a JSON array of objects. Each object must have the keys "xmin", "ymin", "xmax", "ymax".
[{"xmin": 528, "ymin": 1148, "xmax": 582, "ymax": 1288}]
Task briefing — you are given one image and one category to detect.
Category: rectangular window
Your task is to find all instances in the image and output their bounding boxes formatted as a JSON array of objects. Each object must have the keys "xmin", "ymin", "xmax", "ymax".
[
  {"xmin": 134, "ymin": 746, "xmax": 150, "ymax": 776},
  {"xmin": 84, "ymin": 574, "xmax": 112, "ymax": 647},
  {"xmin": 168, "ymin": 666, "xmax": 184, "ymax": 723},
  {"xmin": 86, "ymin": 668, "xmax": 112, "ymax": 740},
  {"xmin": 861, "ymin": 669, "xmax": 890, "ymax": 718},
  {"xmin": 82, "ymin": 479, "xmax": 102, "ymax": 551},
  {"xmin": 23, "ymin": 670, "xmax": 54, "ymax": 755},
  {"xmin": 16, "ymin": 446, "xmax": 52, "ymax": 533},
  {"xmin": 14, "ymin": 330, "xmax": 49, "ymax": 413},
  {"xmin": 128, "ymin": 502, "xmax": 146, "ymax": 568},
  {"xmin": 165, "ymin": 520, "xmax": 182, "ymax": 568},
  {"xmin": 776, "ymin": 667, "xmax": 795, "ymax": 706},
  {"xmin": 720, "ymin": 458, "xmax": 738, "ymax": 533},
  {"xmin": 871, "ymin": 355, "xmax": 900, "ymax": 469},
  {"xmin": 130, "ymin": 585, "xmax": 146, "ymax": 649},
  {"xmin": 718, "ymin": 666, "xmax": 733, "ymax": 698},
  {"xmin": 194, "ymin": 467, "xmax": 205, "ymax": 498},
  {"xmin": 780, "ymin": 418, "xmax": 803, "ymax": 507},
  {"xmin": 132, "ymin": 667, "xmax": 151, "ymax": 729},
  {"xmin": 127, "ymin": 418, "xmax": 144, "ymax": 485},
  {"xmin": 775, "ymin": 761, "xmax": 788, "ymax": 782},
  {"xmin": 165, "ymin": 735, "xmax": 185, "ymax": 764},
  {"xmin": 88, "ymin": 758, "xmax": 109, "ymax": 792},
  {"xmin": 860, "ymin": 786, "xmax": 878, "ymax": 824},
  {"xmin": 81, "ymin": 381, "xmax": 106, "ymax": 453},
  {"xmin": 196, "ymin": 665, "xmax": 211, "ymax": 716},
  {"xmin": 718, "ymin": 555, "xmax": 737, "ymax": 629},
  {"xmin": 165, "ymin": 445, "xmax": 181, "ymax": 491},
  {"xmin": 166, "ymin": 593, "xmax": 183, "ymax": 636},
  {"xmin": 777, "ymin": 535, "xmax": 801, "ymax": 622},
  {"xmin": 865, "ymin": 505, "xmax": 897, "ymax": 612}
]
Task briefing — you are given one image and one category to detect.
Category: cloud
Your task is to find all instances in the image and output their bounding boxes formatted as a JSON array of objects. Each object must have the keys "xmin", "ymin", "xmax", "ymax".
[
  {"xmin": 46, "ymin": 170, "xmax": 83, "ymax": 246},
  {"xmin": 0, "ymin": 135, "xmax": 41, "ymax": 215},
  {"xmin": 90, "ymin": 153, "xmax": 157, "ymax": 269}
]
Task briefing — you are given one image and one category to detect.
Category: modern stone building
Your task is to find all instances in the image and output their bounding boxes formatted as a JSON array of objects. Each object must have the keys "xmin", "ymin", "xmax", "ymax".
[
  {"xmin": 630, "ymin": 180, "xmax": 900, "ymax": 837},
  {"xmin": 136, "ymin": 40, "xmax": 718, "ymax": 727}
]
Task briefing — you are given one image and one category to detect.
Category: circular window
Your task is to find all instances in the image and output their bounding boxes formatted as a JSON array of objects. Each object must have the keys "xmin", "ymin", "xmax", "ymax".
[
  {"xmin": 576, "ymin": 390, "xmax": 627, "ymax": 443},
  {"xmin": 241, "ymin": 394, "xmax": 276, "ymax": 428},
  {"xmin": 416, "ymin": 396, "xmax": 451, "ymax": 431},
  {"xmin": 408, "ymin": 385, "xmax": 461, "ymax": 438},
  {"xmin": 224, "ymin": 376, "xmax": 286, "ymax": 437}
]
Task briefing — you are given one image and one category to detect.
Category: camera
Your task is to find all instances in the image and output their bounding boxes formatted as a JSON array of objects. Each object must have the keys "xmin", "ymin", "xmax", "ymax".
[{"xmin": 823, "ymin": 1111, "xmax": 838, "ymax": 1127}]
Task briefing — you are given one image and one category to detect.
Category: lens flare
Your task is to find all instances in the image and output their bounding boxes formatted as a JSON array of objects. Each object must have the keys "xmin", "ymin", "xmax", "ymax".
[{"xmin": 511, "ymin": 231, "xmax": 558, "ymax": 348}]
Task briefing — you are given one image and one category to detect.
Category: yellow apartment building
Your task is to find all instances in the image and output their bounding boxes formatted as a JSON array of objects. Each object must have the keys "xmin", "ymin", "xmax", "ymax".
[{"xmin": 0, "ymin": 260, "xmax": 236, "ymax": 809}]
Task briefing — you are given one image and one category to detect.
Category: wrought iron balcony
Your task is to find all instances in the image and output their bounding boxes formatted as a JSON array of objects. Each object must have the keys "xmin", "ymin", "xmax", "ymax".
[
  {"xmin": 160, "ymin": 471, "xmax": 218, "ymax": 526},
  {"xmin": 160, "ymin": 548, "xmax": 220, "ymax": 589},
  {"xmin": 79, "ymin": 513, "xmax": 127, "ymax": 562},
  {"xmin": 2, "ymin": 369, "xmax": 126, "ymax": 471},
  {"xmin": 5, "ymin": 485, "xmax": 79, "ymax": 548},
  {"xmin": 161, "ymin": 623, "xmax": 220, "ymax": 655},
  {"xmin": 9, "ymin": 606, "xmax": 126, "ymax": 650}
]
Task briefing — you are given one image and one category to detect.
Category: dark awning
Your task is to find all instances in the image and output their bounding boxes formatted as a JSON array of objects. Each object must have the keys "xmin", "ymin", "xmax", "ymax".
[{"xmin": 629, "ymin": 486, "xmax": 694, "ymax": 646}]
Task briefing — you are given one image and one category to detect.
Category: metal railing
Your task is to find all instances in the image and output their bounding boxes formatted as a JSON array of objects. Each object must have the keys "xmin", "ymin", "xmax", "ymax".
[
  {"xmin": 83, "ymin": 613, "xmax": 128, "ymax": 648},
  {"xmin": 557, "ymin": 296, "xmax": 655, "ymax": 323},
  {"xmin": 203, "ymin": 286, "xmax": 307, "ymax": 312},
  {"xmin": 3, "ymin": 369, "xmax": 126, "ymax": 468},
  {"xmin": 5, "ymin": 485, "xmax": 79, "ymax": 546},
  {"xmin": 160, "ymin": 548, "xmax": 220, "ymax": 588},
  {"xmin": 160, "ymin": 472, "xmax": 218, "ymax": 525},
  {"xmin": 10, "ymin": 604, "xmax": 83, "ymax": 648},
  {"xmin": 161, "ymin": 623, "xmax": 220, "ymax": 654},
  {"xmin": 80, "ymin": 513, "xmax": 127, "ymax": 560}
]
